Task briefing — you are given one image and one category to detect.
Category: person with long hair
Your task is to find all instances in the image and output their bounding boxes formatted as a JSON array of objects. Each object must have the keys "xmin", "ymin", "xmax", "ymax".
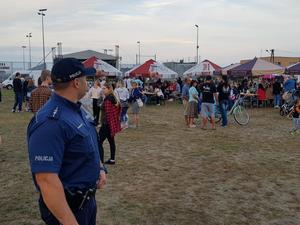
[
  {"xmin": 114, "ymin": 80, "xmax": 130, "ymax": 128},
  {"xmin": 290, "ymin": 99, "xmax": 300, "ymax": 134},
  {"xmin": 99, "ymin": 83, "xmax": 121, "ymax": 165},
  {"xmin": 257, "ymin": 83, "xmax": 266, "ymax": 107},
  {"xmin": 129, "ymin": 81, "xmax": 144, "ymax": 128},
  {"xmin": 88, "ymin": 79, "xmax": 103, "ymax": 125},
  {"xmin": 217, "ymin": 76, "xmax": 231, "ymax": 127},
  {"xmin": 25, "ymin": 78, "xmax": 36, "ymax": 111}
]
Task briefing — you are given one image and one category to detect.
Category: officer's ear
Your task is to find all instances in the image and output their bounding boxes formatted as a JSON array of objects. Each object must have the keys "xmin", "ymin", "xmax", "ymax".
[{"xmin": 73, "ymin": 78, "xmax": 80, "ymax": 89}]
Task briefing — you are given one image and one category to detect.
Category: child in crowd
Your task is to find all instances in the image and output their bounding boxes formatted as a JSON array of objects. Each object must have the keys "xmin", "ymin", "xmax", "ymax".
[{"xmin": 290, "ymin": 99, "xmax": 300, "ymax": 135}]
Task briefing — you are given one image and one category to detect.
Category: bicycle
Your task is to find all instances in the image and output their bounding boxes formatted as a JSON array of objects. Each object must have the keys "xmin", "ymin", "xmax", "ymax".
[{"xmin": 214, "ymin": 94, "xmax": 250, "ymax": 125}]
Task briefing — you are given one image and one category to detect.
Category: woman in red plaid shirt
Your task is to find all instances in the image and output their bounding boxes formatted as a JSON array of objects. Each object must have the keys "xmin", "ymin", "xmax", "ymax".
[{"xmin": 99, "ymin": 83, "xmax": 121, "ymax": 165}]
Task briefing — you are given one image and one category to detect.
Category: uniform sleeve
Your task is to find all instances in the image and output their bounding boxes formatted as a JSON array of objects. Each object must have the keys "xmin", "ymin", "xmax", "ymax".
[{"xmin": 28, "ymin": 120, "xmax": 65, "ymax": 174}]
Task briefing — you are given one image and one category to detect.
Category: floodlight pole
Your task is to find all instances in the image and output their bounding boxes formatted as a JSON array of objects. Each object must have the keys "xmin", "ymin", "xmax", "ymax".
[
  {"xmin": 22, "ymin": 46, "xmax": 26, "ymax": 70},
  {"xmin": 26, "ymin": 33, "xmax": 32, "ymax": 69},
  {"xmin": 195, "ymin": 24, "xmax": 199, "ymax": 64},
  {"xmin": 38, "ymin": 9, "xmax": 47, "ymax": 69},
  {"xmin": 137, "ymin": 41, "xmax": 141, "ymax": 64}
]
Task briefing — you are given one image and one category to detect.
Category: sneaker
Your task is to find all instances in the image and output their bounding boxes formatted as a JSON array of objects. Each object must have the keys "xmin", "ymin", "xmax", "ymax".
[
  {"xmin": 189, "ymin": 125, "xmax": 196, "ymax": 128},
  {"xmin": 105, "ymin": 159, "xmax": 115, "ymax": 165},
  {"xmin": 11, "ymin": 109, "xmax": 15, "ymax": 113}
]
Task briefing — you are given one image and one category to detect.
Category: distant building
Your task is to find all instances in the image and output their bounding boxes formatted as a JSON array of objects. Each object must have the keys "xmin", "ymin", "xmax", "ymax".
[
  {"xmin": 241, "ymin": 56, "xmax": 300, "ymax": 67},
  {"xmin": 59, "ymin": 50, "xmax": 118, "ymax": 67},
  {"xmin": 163, "ymin": 61, "xmax": 196, "ymax": 76}
]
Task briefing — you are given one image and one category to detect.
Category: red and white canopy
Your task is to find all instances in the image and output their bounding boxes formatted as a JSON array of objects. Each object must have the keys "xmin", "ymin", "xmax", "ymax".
[
  {"xmin": 183, "ymin": 59, "xmax": 221, "ymax": 77},
  {"xmin": 83, "ymin": 56, "xmax": 122, "ymax": 77}
]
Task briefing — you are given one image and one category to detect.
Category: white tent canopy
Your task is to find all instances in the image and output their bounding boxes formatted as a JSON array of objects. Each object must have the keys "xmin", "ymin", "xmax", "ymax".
[
  {"xmin": 83, "ymin": 56, "xmax": 122, "ymax": 77},
  {"xmin": 94, "ymin": 60, "xmax": 122, "ymax": 77},
  {"xmin": 183, "ymin": 60, "xmax": 221, "ymax": 77},
  {"xmin": 150, "ymin": 62, "xmax": 178, "ymax": 79}
]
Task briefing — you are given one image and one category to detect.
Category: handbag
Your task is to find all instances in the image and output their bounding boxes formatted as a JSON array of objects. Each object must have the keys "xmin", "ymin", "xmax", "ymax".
[
  {"xmin": 137, "ymin": 98, "xmax": 143, "ymax": 107},
  {"xmin": 120, "ymin": 100, "xmax": 129, "ymax": 108},
  {"xmin": 97, "ymin": 96, "xmax": 103, "ymax": 107}
]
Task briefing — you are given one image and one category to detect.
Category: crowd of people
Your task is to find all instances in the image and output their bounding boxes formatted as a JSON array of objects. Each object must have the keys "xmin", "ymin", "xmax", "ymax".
[
  {"xmin": 7, "ymin": 71, "xmax": 52, "ymax": 113},
  {"xmin": 182, "ymin": 75, "xmax": 300, "ymax": 132},
  {"xmin": 1, "ymin": 57, "xmax": 299, "ymax": 225},
  {"xmin": 5, "ymin": 69, "xmax": 300, "ymax": 135}
]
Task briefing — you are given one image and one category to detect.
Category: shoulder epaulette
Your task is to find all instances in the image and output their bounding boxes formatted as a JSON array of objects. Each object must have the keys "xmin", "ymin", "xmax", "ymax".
[{"xmin": 47, "ymin": 106, "xmax": 60, "ymax": 120}]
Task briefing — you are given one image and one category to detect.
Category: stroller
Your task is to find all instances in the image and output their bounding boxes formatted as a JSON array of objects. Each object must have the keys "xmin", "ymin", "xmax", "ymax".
[{"xmin": 280, "ymin": 89, "xmax": 300, "ymax": 117}]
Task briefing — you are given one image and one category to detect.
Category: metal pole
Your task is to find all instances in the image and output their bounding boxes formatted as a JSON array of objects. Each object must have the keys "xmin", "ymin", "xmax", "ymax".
[
  {"xmin": 195, "ymin": 24, "xmax": 199, "ymax": 64},
  {"xmin": 137, "ymin": 41, "xmax": 141, "ymax": 64},
  {"xmin": 26, "ymin": 33, "xmax": 32, "ymax": 69},
  {"xmin": 139, "ymin": 43, "xmax": 141, "ymax": 64},
  {"xmin": 22, "ymin": 46, "xmax": 26, "ymax": 70},
  {"xmin": 29, "ymin": 35, "xmax": 31, "ymax": 69},
  {"xmin": 42, "ymin": 14, "xmax": 46, "ymax": 69},
  {"xmin": 39, "ymin": 9, "xmax": 47, "ymax": 69}
]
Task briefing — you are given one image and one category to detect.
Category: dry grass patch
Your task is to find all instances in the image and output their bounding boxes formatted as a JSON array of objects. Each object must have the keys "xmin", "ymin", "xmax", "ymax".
[{"xmin": 0, "ymin": 89, "xmax": 299, "ymax": 225}]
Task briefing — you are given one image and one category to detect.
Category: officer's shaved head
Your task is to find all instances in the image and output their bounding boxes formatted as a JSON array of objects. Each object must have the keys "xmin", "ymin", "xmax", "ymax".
[{"xmin": 53, "ymin": 81, "xmax": 72, "ymax": 91}]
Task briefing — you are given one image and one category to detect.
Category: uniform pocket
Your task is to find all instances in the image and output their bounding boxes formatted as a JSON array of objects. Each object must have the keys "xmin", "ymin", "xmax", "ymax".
[{"xmin": 67, "ymin": 126, "xmax": 95, "ymax": 157}]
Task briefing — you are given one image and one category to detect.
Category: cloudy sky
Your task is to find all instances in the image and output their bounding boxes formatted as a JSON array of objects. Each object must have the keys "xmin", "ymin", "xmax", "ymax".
[{"xmin": 0, "ymin": 0, "xmax": 299, "ymax": 66}]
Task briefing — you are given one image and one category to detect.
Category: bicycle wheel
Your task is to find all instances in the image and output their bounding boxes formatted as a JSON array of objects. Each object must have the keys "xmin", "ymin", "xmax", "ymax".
[
  {"xmin": 233, "ymin": 105, "xmax": 249, "ymax": 125},
  {"xmin": 279, "ymin": 108, "xmax": 285, "ymax": 116}
]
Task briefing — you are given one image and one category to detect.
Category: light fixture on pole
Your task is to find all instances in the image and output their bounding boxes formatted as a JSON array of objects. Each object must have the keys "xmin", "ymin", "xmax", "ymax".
[
  {"xmin": 195, "ymin": 24, "xmax": 199, "ymax": 64},
  {"xmin": 26, "ymin": 33, "xmax": 32, "ymax": 69},
  {"xmin": 266, "ymin": 49, "xmax": 275, "ymax": 63},
  {"xmin": 38, "ymin": 8, "xmax": 47, "ymax": 69},
  {"xmin": 21, "ymin": 46, "xmax": 26, "ymax": 70},
  {"xmin": 137, "ymin": 41, "xmax": 141, "ymax": 64}
]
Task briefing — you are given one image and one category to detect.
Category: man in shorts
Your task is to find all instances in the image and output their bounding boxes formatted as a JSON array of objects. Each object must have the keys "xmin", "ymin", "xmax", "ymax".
[{"xmin": 200, "ymin": 76, "xmax": 218, "ymax": 130}]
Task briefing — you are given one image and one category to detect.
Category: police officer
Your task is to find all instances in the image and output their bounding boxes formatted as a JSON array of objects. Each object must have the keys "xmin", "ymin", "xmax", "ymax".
[{"xmin": 27, "ymin": 58, "xmax": 107, "ymax": 225}]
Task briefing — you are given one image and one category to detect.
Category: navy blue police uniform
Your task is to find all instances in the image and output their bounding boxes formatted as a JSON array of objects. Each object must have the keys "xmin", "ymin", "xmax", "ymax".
[{"xmin": 27, "ymin": 58, "xmax": 105, "ymax": 225}]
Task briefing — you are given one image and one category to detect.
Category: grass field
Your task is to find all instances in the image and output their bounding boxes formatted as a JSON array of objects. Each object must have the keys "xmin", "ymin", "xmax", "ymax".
[{"xmin": 0, "ymin": 89, "xmax": 299, "ymax": 225}]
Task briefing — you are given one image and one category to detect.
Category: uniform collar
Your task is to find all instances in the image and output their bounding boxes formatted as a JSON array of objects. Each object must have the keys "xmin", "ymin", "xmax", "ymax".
[{"xmin": 52, "ymin": 92, "xmax": 82, "ymax": 111}]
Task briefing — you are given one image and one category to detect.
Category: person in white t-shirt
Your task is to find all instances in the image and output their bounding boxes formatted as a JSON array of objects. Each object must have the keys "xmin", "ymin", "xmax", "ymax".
[
  {"xmin": 88, "ymin": 79, "xmax": 103, "ymax": 125},
  {"xmin": 125, "ymin": 77, "xmax": 132, "ymax": 90},
  {"xmin": 114, "ymin": 80, "xmax": 130, "ymax": 128},
  {"xmin": 154, "ymin": 85, "xmax": 164, "ymax": 105}
]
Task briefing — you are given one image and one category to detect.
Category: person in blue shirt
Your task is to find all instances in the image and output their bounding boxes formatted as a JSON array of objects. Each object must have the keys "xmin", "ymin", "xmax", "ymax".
[
  {"xmin": 188, "ymin": 80, "xmax": 199, "ymax": 128},
  {"xmin": 129, "ymin": 81, "xmax": 144, "ymax": 128},
  {"xmin": 284, "ymin": 76, "xmax": 296, "ymax": 92},
  {"xmin": 27, "ymin": 58, "xmax": 107, "ymax": 225},
  {"xmin": 181, "ymin": 78, "xmax": 191, "ymax": 126}
]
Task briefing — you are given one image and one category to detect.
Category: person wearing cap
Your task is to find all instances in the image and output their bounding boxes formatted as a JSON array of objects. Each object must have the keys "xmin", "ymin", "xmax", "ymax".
[{"xmin": 27, "ymin": 58, "xmax": 107, "ymax": 225}]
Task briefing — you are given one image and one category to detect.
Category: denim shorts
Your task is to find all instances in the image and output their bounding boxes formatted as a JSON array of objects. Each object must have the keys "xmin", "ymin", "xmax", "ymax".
[{"xmin": 201, "ymin": 103, "xmax": 214, "ymax": 118}]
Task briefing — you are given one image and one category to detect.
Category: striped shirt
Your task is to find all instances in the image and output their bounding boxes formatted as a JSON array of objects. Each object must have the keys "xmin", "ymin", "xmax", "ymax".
[{"xmin": 30, "ymin": 86, "xmax": 52, "ymax": 113}]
